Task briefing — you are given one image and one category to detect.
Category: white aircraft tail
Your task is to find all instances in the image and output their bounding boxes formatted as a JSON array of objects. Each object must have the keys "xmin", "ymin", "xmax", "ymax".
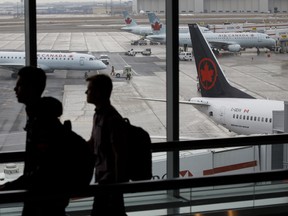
[
  {"xmin": 123, "ymin": 11, "xmax": 138, "ymax": 27},
  {"xmin": 147, "ymin": 12, "xmax": 165, "ymax": 35}
]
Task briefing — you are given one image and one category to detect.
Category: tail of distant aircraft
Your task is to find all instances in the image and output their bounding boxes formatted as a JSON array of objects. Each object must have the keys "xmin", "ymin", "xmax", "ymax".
[
  {"xmin": 188, "ymin": 23, "xmax": 254, "ymax": 99},
  {"xmin": 147, "ymin": 12, "xmax": 165, "ymax": 35},
  {"xmin": 123, "ymin": 11, "xmax": 137, "ymax": 27}
]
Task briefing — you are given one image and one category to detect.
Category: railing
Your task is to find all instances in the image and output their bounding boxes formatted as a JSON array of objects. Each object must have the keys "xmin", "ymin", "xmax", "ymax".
[{"xmin": 1, "ymin": 133, "xmax": 288, "ymax": 215}]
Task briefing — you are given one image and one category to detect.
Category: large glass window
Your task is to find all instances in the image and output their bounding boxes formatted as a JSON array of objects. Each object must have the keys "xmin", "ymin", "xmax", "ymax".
[{"xmin": 1, "ymin": 0, "xmax": 288, "ymax": 197}]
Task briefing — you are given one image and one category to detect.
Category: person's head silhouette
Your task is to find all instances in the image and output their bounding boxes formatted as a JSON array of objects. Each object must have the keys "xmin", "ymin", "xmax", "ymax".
[
  {"xmin": 14, "ymin": 66, "xmax": 46, "ymax": 105},
  {"xmin": 85, "ymin": 74, "xmax": 113, "ymax": 108}
]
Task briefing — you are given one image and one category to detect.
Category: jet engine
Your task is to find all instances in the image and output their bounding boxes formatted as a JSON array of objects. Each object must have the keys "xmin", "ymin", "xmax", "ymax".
[{"xmin": 227, "ymin": 44, "xmax": 241, "ymax": 52}]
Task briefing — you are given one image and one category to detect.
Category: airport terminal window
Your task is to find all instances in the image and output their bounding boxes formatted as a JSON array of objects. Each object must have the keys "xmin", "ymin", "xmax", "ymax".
[{"xmin": 1, "ymin": 0, "xmax": 287, "ymax": 196}]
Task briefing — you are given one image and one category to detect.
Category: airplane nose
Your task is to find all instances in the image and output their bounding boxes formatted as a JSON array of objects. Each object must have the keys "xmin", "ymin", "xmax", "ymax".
[{"xmin": 98, "ymin": 61, "xmax": 107, "ymax": 70}]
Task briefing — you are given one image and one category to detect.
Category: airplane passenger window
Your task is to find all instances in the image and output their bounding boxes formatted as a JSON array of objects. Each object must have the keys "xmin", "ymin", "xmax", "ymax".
[{"xmin": 243, "ymin": 116, "xmax": 246, "ymax": 120}]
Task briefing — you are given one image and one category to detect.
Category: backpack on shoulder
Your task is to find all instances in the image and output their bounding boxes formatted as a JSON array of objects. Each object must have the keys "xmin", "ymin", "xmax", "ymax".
[
  {"xmin": 122, "ymin": 118, "xmax": 152, "ymax": 181},
  {"xmin": 63, "ymin": 120, "xmax": 95, "ymax": 192}
]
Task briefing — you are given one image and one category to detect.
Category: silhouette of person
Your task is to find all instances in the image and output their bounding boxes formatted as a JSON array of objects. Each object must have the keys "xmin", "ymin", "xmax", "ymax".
[
  {"xmin": 111, "ymin": 65, "xmax": 115, "ymax": 76},
  {"xmin": 0, "ymin": 67, "xmax": 70, "ymax": 216},
  {"xmin": 86, "ymin": 74, "xmax": 128, "ymax": 216}
]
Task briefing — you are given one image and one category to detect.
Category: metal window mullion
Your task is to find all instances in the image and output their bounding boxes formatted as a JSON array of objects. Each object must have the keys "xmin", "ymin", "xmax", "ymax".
[{"xmin": 24, "ymin": 0, "xmax": 37, "ymax": 67}]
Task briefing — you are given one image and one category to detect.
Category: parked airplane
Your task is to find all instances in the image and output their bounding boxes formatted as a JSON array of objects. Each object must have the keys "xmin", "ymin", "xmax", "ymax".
[
  {"xmin": 121, "ymin": 11, "xmax": 153, "ymax": 36},
  {"xmin": 137, "ymin": 23, "xmax": 284, "ymax": 135},
  {"xmin": 147, "ymin": 24, "xmax": 276, "ymax": 53},
  {"xmin": 0, "ymin": 51, "xmax": 107, "ymax": 78},
  {"xmin": 187, "ymin": 23, "xmax": 284, "ymax": 135}
]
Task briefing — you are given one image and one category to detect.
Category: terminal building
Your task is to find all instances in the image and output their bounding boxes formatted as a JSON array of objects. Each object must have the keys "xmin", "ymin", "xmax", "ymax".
[{"xmin": 134, "ymin": 0, "xmax": 288, "ymax": 14}]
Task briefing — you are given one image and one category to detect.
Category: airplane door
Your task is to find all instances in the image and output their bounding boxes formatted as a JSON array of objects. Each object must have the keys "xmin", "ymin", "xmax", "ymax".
[
  {"xmin": 80, "ymin": 57, "xmax": 85, "ymax": 66},
  {"xmin": 258, "ymin": 34, "xmax": 262, "ymax": 42}
]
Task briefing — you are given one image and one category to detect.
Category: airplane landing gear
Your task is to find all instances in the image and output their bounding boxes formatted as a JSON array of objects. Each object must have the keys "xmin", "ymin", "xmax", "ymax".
[{"xmin": 84, "ymin": 72, "xmax": 88, "ymax": 79}]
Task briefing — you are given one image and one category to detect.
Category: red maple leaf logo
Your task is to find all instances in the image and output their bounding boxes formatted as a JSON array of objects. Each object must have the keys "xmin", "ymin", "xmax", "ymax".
[
  {"xmin": 198, "ymin": 58, "xmax": 217, "ymax": 90},
  {"xmin": 151, "ymin": 22, "xmax": 162, "ymax": 31},
  {"xmin": 125, "ymin": 17, "xmax": 132, "ymax": 25},
  {"xmin": 201, "ymin": 63, "xmax": 214, "ymax": 83}
]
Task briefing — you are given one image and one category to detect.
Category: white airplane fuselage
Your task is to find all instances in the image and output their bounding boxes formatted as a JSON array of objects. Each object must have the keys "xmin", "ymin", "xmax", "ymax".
[
  {"xmin": 0, "ymin": 51, "xmax": 107, "ymax": 73},
  {"xmin": 190, "ymin": 97, "xmax": 284, "ymax": 135},
  {"xmin": 204, "ymin": 32, "xmax": 276, "ymax": 50},
  {"xmin": 147, "ymin": 32, "xmax": 276, "ymax": 52}
]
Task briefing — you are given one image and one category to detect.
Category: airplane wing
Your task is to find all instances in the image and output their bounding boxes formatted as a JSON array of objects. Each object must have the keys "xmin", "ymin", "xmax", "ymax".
[
  {"xmin": 132, "ymin": 97, "xmax": 210, "ymax": 106},
  {"xmin": 0, "ymin": 63, "xmax": 25, "ymax": 72},
  {"xmin": 0, "ymin": 63, "xmax": 53, "ymax": 73},
  {"xmin": 208, "ymin": 40, "xmax": 235, "ymax": 48},
  {"xmin": 38, "ymin": 64, "xmax": 53, "ymax": 73}
]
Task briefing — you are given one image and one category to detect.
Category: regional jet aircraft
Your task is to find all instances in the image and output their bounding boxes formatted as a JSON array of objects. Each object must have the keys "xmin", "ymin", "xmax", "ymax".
[
  {"xmin": 0, "ymin": 51, "xmax": 107, "ymax": 78},
  {"xmin": 147, "ymin": 23, "xmax": 276, "ymax": 53}
]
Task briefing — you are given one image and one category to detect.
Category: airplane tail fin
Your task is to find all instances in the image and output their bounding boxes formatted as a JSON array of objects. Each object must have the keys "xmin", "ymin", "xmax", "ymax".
[
  {"xmin": 147, "ymin": 12, "xmax": 165, "ymax": 35},
  {"xmin": 123, "ymin": 11, "xmax": 137, "ymax": 27},
  {"xmin": 188, "ymin": 24, "xmax": 254, "ymax": 99}
]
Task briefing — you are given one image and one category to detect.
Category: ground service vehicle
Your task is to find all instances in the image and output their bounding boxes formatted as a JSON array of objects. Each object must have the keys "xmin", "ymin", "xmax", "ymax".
[
  {"xmin": 130, "ymin": 40, "xmax": 148, "ymax": 46},
  {"xmin": 179, "ymin": 52, "xmax": 193, "ymax": 61},
  {"xmin": 99, "ymin": 54, "xmax": 110, "ymax": 65},
  {"xmin": 113, "ymin": 65, "xmax": 132, "ymax": 80},
  {"xmin": 125, "ymin": 48, "xmax": 151, "ymax": 56}
]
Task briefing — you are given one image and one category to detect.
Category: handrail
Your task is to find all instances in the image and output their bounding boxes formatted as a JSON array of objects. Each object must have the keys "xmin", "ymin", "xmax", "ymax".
[
  {"xmin": 0, "ymin": 169, "xmax": 288, "ymax": 204},
  {"xmin": 0, "ymin": 133, "xmax": 288, "ymax": 205},
  {"xmin": 151, "ymin": 133, "xmax": 288, "ymax": 152},
  {"xmin": 1, "ymin": 133, "xmax": 288, "ymax": 161}
]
